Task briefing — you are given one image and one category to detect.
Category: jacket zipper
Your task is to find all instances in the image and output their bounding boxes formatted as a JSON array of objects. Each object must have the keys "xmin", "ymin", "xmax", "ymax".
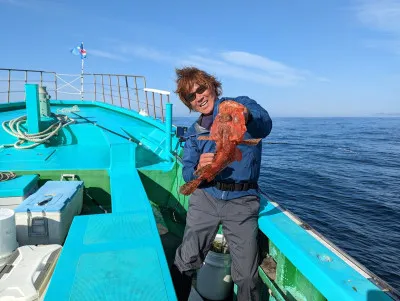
[{"xmin": 222, "ymin": 191, "xmax": 226, "ymax": 200}]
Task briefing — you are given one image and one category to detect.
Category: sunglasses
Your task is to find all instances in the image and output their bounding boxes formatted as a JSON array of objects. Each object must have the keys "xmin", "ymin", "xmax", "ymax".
[{"xmin": 185, "ymin": 85, "xmax": 207, "ymax": 103}]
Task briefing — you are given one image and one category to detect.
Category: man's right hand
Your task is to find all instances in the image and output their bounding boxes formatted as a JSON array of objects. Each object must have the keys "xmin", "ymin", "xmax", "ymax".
[{"xmin": 197, "ymin": 153, "xmax": 214, "ymax": 170}]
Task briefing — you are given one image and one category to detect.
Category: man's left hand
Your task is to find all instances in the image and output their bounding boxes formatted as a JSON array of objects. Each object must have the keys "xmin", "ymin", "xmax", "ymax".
[{"xmin": 243, "ymin": 106, "xmax": 249, "ymax": 123}]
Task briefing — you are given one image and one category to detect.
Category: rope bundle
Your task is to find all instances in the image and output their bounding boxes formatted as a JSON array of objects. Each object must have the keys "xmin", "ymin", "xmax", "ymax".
[
  {"xmin": 1, "ymin": 114, "xmax": 75, "ymax": 149},
  {"xmin": 0, "ymin": 171, "xmax": 16, "ymax": 182}
]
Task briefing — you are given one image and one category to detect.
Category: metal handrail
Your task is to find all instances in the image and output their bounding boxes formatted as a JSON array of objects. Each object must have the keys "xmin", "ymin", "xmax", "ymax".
[{"xmin": 0, "ymin": 68, "xmax": 170, "ymax": 121}]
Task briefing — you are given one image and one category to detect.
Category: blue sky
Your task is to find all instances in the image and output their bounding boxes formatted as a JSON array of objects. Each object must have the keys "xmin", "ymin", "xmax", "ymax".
[{"xmin": 1, "ymin": 0, "xmax": 399, "ymax": 117}]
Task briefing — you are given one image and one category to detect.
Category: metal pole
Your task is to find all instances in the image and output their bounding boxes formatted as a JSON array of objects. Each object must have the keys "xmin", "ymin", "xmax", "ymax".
[
  {"xmin": 145, "ymin": 91, "xmax": 149, "ymax": 115},
  {"xmin": 40, "ymin": 71, "xmax": 43, "ymax": 87},
  {"xmin": 101, "ymin": 75, "xmax": 105, "ymax": 102},
  {"xmin": 165, "ymin": 103, "xmax": 173, "ymax": 155},
  {"xmin": 152, "ymin": 92, "xmax": 156, "ymax": 118},
  {"xmin": 81, "ymin": 58, "xmax": 84, "ymax": 100},
  {"xmin": 24, "ymin": 71, "xmax": 27, "ymax": 101},
  {"xmin": 7, "ymin": 70, "xmax": 11, "ymax": 103},
  {"xmin": 54, "ymin": 73, "xmax": 58, "ymax": 100},
  {"xmin": 125, "ymin": 76, "xmax": 131, "ymax": 109},
  {"xmin": 134, "ymin": 77, "xmax": 140, "ymax": 111},
  {"xmin": 117, "ymin": 75, "xmax": 122, "ymax": 107},
  {"xmin": 160, "ymin": 94, "xmax": 164, "ymax": 122},
  {"xmin": 109, "ymin": 75, "xmax": 113, "ymax": 104},
  {"xmin": 94, "ymin": 75, "xmax": 97, "ymax": 101}
]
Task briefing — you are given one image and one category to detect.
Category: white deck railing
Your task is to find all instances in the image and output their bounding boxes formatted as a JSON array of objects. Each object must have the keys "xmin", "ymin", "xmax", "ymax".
[{"xmin": 0, "ymin": 68, "xmax": 170, "ymax": 121}]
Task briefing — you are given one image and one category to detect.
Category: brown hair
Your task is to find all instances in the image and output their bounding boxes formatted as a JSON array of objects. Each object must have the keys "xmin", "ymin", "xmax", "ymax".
[{"xmin": 175, "ymin": 67, "xmax": 222, "ymax": 110}]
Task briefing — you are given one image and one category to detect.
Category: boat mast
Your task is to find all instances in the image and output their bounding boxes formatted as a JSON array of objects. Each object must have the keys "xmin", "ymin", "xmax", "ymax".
[{"xmin": 80, "ymin": 42, "xmax": 84, "ymax": 101}]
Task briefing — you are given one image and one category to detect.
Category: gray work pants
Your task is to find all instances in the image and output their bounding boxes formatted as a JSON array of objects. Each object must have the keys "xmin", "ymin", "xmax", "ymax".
[{"xmin": 174, "ymin": 189, "xmax": 260, "ymax": 301}]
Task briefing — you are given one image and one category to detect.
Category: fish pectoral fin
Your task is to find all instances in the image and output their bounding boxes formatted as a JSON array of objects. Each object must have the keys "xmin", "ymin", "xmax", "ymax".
[
  {"xmin": 198, "ymin": 136, "xmax": 213, "ymax": 141},
  {"xmin": 194, "ymin": 164, "xmax": 212, "ymax": 177},
  {"xmin": 241, "ymin": 138, "xmax": 262, "ymax": 145},
  {"xmin": 235, "ymin": 148, "xmax": 242, "ymax": 161}
]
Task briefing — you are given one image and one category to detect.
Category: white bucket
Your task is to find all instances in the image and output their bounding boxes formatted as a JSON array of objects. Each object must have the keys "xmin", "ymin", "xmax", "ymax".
[
  {"xmin": 0, "ymin": 208, "xmax": 18, "ymax": 265},
  {"xmin": 196, "ymin": 234, "xmax": 233, "ymax": 300}
]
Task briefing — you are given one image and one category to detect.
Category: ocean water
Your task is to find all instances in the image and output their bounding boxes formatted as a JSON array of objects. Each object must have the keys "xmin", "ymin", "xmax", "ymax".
[{"xmin": 173, "ymin": 116, "xmax": 400, "ymax": 293}]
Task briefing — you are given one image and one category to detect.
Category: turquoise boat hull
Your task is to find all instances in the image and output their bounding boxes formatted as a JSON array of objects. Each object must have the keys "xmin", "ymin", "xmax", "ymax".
[{"xmin": 0, "ymin": 73, "xmax": 398, "ymax": 300}]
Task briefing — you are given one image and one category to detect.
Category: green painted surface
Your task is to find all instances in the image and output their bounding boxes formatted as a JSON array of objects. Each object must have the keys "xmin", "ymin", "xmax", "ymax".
[
  {"xmin": 260, "ymin": 239, "xmax": 327, "ymax": 301},
  {"xmin": 14, "ymin": 169, "xmax": 111, "ymax": 213},
  {"xmin": 138, "ymin": 162, "xmax": 190, "ymax": 268},
  {"xmin": 139, "ymin": 162, "xmax": 189, "ymax": 216}
]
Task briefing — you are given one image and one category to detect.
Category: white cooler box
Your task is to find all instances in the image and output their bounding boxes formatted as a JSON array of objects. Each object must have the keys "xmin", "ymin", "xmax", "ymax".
[
  {"xmin": 0, "ymin": 175, "xmax": 39, "ymax": 210},
  {"xmin": 14, "ymin": 181, "xmax": 83, "ymax": 246},
  {"xmin": 0, "ymin": 244, "xmax": 62, "ymax": 301}
]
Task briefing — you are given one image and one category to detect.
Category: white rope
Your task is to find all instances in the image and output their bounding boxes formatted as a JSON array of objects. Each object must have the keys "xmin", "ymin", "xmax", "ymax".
[
  {"xmin": 1, "ymin": 113, "xmax": 75, "ymax": 149},
  {"xmin": 0, "ymin": 171, "xmax": 16, "ymax": 182}
]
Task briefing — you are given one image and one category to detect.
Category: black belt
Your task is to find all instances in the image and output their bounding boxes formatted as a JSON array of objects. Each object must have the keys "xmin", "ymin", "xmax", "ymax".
[{"xmin": 212, "ymin": 181, "xmax": 258, "ymax": 191}]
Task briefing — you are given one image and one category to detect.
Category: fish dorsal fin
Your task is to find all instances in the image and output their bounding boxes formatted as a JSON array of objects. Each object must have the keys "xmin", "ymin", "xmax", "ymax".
[
  {"xmin": 240, "ymin": 138, "xmax": 262, "ymax": 145},
  {"xmin": 198, "ymin": 135, "xmax": 214, "ymax": 141}
]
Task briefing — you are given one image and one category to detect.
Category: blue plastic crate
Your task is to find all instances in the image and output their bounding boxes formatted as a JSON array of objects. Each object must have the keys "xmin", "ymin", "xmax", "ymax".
[{"xmin": 15, "ymin": 181, "xmax": 83, "ymax": 213}]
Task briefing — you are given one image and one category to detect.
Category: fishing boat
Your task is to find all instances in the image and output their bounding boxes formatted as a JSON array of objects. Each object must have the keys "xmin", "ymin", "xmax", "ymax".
[{"xmin": 0, "ymin": 67, "xmax": 398, "ymax": 301}]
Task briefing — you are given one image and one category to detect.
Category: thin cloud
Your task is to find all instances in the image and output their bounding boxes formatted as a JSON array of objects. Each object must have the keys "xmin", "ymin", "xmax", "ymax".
[
  {"xmin": 102, "ymin": 43, "xmax": 323, "ymax": 86},
  {"xmin": 354, "ymin": 0, "xmax": 400, "ymax": 55},
  {"xmin": 181, "ymin": 53, "xmax": 306, "ymax": 86},
  {"xmin": 355, "ymin": 0, "xmax": 400, "ymax": 34},
  {"xmin": 364, "ymin": 39, "xmax": 400, "ymax": 54},
  {"xmin": 316, "ymin": 77, "xmax": 331, "ymax": 83},
  {"xmin": 119, "ymin": 45, "xmax": 175, "ymax": 62},
  {"xmin": 89, "ymin": 49, "xmax": 128, "ymax": 62},
  {"xmin": 220, "ymin": 51, "xmax": 308, "ymax": 84}
]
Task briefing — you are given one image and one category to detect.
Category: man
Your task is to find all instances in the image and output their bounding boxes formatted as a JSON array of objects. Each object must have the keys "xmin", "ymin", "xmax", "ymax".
[{"xmin": 171, "ymin": 67, "xmax": 272, "ymax": 301}]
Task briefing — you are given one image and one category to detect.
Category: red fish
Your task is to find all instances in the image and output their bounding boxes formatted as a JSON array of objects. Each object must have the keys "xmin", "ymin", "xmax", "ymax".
[{"xmin": 179, "ymin": 101, "xmax": 261, "ymax": 195}]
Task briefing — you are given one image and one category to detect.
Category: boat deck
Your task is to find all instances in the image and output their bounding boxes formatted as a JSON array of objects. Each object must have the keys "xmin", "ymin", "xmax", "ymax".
[
  {"xmin": 0, "ymin": 102, "xmax": 173, "ymax": 171},
  {"xmin": 1, "ymin": 102, "xmax": 179, "ymax": 300}
]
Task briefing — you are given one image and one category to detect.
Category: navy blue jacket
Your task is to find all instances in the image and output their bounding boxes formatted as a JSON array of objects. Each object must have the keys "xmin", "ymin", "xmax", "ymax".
[{"xmin": 182, "ymin": 96, "xmax": 272, "ymax": 200}]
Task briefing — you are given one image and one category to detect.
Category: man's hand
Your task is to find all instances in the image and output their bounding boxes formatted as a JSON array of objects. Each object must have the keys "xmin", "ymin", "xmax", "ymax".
[
  {"xmin": 243, "ymin": 106, "xmax": 250, "ymax": 123},
  {"xmin": 197, "ymin": 153, "xmax": 214, "ymax": 170}
]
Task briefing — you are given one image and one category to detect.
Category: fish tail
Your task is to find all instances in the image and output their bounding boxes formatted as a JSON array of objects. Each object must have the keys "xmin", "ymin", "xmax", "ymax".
[{"xmin": 179, "ymin": 178, "xmax": 203, "ymax": 195}]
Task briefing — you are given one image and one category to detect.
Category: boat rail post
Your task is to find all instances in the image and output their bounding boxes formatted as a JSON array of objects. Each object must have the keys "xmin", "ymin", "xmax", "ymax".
[
  {"xmin": 165, "ymin": 103, "xmax": 173, "ymax": 156},
  {"xmin": 7, "ymin": 70, "xmax": 11, "ymax": 103},
  {"xmin": 25, "ymin": 84, "xmax": 41, "ymax": 134}
]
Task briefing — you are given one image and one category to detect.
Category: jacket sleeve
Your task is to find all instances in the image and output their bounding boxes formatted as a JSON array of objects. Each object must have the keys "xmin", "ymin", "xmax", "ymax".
[
  {"xmin": 235, "ymin": 96, "xmax": 272, "ymax": 138},
  {"xmin": 182, "ymin": 135, "xmax": 200, "ymax": 182}
]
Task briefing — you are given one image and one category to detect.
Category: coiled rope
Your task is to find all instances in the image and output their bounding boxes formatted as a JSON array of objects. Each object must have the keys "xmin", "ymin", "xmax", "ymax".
[
  {"xmin": 1, "ymin": 113, "xmax": 75, "ymax": 149},
  {"xmin": 0, "ymin": 171, "xmax": 16, "ymax": 182}
]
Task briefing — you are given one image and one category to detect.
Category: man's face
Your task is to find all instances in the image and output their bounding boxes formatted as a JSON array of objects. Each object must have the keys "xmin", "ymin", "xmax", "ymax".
[{"xmin": 187, "ymin": 83, "xmax": 216, "ymax": 115}]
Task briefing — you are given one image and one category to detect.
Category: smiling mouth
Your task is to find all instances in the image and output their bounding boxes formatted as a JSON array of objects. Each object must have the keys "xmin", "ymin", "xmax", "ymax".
[{"xmin": 199, "ymin": 100, "xmax": 208, "ymax": 108}]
